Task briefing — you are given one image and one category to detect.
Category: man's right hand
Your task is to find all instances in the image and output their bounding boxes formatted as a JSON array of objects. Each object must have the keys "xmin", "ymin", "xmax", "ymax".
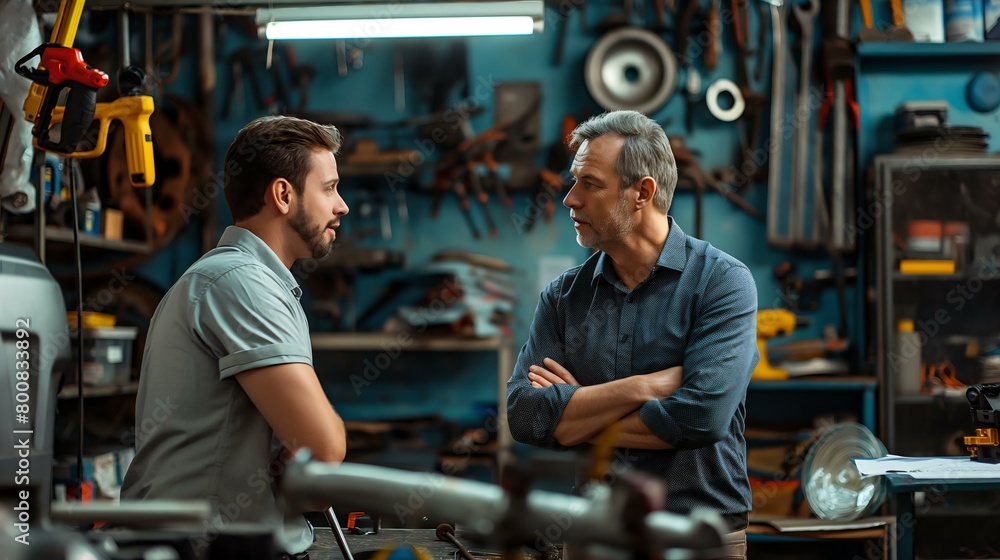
[
  {"xmin": 639, "ymin": 365, "xmax": 683, "ymax": 401},
  {"xmin": 528, "ymin": 357, "xmax": 580, "ymax": 388}
]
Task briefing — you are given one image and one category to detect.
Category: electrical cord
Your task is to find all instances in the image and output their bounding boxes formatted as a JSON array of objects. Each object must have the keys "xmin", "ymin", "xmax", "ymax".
[{"xmin": 68, "ymin": 158, "xmax": 85, "ymax": 500}]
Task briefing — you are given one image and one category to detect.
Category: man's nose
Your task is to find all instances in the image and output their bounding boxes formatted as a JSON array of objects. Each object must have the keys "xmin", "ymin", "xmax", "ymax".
[{"xmin": 563, "ymin": 184, "xmax": 581, "ymax": 209}]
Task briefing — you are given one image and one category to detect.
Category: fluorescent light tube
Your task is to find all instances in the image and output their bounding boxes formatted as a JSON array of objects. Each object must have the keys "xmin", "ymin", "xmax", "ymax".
[
  {"xmin": 264, "ymin": 16, "xmax": 535, "ymax": 39},
  {"xmin": 258, "ymin": 1, "xmax": 544, "ymax": 40}
]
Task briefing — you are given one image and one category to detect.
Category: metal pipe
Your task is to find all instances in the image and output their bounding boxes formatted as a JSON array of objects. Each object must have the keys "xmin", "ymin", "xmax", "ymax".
[
  {"xmin": 324, "ymin": 507, "xmax": 356, "ymax": 560},
  {"xmin": 50, "ymin": 501, "xmax": 211, "ymax": 525},
  {"xmin": 282, "ymin": 459, "xmax": 727, "ymax": 553}
]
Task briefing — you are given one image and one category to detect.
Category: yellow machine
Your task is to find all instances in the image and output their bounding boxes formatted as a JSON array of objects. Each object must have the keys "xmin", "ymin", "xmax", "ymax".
[
  {"xmin": 17, "ymin": 0, "xmax": 155, "ymax": 187},
  {"xmin": 753, "ymin": 309, "xmax": 807, "ymax": 381}
]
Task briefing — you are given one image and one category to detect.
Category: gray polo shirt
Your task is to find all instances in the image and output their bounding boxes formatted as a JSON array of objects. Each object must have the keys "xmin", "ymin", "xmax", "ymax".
[{"xmin": 121, "ymin": 226, "xmax": 314, "ymax": 555}]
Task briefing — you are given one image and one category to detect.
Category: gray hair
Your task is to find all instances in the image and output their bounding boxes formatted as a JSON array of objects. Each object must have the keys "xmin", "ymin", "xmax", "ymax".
[{"xmin": 568, "ymin": 110, "xmax": 677, "ymax": 214}]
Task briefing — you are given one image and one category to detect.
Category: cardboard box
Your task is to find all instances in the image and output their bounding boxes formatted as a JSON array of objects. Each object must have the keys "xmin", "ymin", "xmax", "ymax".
[{"xmin": 103, "ymin": 208, "xmax": 124, "ymax": 240}]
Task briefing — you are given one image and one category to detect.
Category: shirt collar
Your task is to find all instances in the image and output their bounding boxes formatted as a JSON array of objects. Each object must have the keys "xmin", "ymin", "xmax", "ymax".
[
  {"xmin": 217, "ymin": 226, "xmax": 303, "ymax": 299},
  {"xmin": 592, "ymin": 216, "xmax": 688, "ymax": 285}
]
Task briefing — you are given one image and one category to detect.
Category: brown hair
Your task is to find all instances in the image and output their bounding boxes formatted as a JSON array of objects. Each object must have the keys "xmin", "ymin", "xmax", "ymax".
[{"xmin": 223, "ymin": 116, "xmax": 343, "ymax": 221}]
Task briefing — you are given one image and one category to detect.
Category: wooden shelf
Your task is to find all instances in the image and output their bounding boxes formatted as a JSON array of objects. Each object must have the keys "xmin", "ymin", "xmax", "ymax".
[
  {"xmin": 58, "ymin": 381, "xmax": 140, "ymax": 400},
  {"xmin": 748, "ymin": 376, "xmax": 876, "ymax": 391},
  {"xmin": 312, "ymin": 331, "xmax": 515, "ymax": 480},
  {"xmin": 310, "ymin": 332, "xmax": 506, "ymax": 351},
  {"xmin": 858, "ymin": 41, "xmax": 1000, "ymax": 59},
  {"xmin": 6, "ymin": 225, "xmax": 152, "ymax": 254},
  {"xmin": 894, "ymin": 392, "xmax": 968, "ymax": 404},
  {"xmin": 748, "ymin": 514, "xmax": 894, "ymax": 541},
  {"xmin": 918, "ymin": 505, "xmax": 1000, "ymax": 518},
  {"xmin": 892, "ymin": 271, "xmax": 1000, "ymax": 281}
]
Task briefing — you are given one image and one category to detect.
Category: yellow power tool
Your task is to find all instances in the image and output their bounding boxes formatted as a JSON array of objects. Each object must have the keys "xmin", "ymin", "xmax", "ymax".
[
  {"xmin": 17, "ymin": 0, "xmax": 154, "ymax": 187},
  {"xmin": 753, "ymin": 309, "xmax": 810, "ymax": 381}
]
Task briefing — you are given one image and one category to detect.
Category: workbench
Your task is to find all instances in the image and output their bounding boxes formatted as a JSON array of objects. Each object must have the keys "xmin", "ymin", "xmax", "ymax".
[
  {"xmin": 886, "ymin": 466, "xmax": 1000, "ymax": 560},
  {"xmin": 308, "ymin": 528, "xmax": 497, "ymax": 560},
  {"xmin": 746, "ymin": 515, "xmax": 896, "ymax": 560}
]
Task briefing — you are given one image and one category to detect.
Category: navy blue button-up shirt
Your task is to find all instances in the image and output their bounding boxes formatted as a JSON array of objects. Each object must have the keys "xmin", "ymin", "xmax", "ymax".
[{"xmin": 506, "ymin": 218, "xmax": 759, "ymax": 517}]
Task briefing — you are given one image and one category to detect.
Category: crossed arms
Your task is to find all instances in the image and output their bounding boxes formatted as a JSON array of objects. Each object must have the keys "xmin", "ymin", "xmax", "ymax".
[
  {"xmin": 505, "ymin": 264, "xmax": 759, "ymax": 452},
  {"xmin": 528, "ymin": 358, "xmax": 681, "ymax": 448}
]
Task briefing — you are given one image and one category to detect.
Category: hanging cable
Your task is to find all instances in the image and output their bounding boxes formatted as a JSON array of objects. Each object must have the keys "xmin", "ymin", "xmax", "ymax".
[{"xmin": 68, "ymin": 157, "xmax": 85, "ymax": 500}]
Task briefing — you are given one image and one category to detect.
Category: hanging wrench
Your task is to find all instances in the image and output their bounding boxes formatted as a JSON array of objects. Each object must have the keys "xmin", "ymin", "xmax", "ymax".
[
  {"xmin": 791, "ymin": 0, "xmax": 819, "ymax": 246},
  {"xmin": 766, "ymin": 0, "xmax": 790, "ymax": 247},
  {"xmin": 831, "ymin": 0, "xmax": 854, "ymax": 251}
]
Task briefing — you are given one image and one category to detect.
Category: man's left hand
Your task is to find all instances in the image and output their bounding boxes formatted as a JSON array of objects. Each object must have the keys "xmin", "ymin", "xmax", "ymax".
[{"xmin": 528, "ymin": 357, "xmax": 580, "ymax": 387}]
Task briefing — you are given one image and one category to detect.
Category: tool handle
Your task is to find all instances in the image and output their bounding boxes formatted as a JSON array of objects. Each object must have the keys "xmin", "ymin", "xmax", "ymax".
[
  {"xmin": 730, "ymin": 0, "xmax": 745, "ymax": 47},
  {"xmin": 494, "ymin": 176, "xmax": 513, "ymax": 208},
  {"xmin": 38, "ymin": 83, "xmax": 97, "ymax": 153},
  {"xmin": 471, "ymin": 169, "xmax": 499, "ymax": 235},
  {"xmin": 479, "ymin": 198, "xmax": 498, "ymax": 237},
  {"xmin": 676, "ymin": 0, "xmax": 700, "ymax": 64},
  {"xmin": 468, "ymin": 167, "xmax": 489, "ymax": 204},
  {"xmin": 123, "ymin": 98, "xmax": 156, "ymax": 187},
  {"xmin": 858, "ymin": 0, "xmax": 873, "ymax": 29},
  {"xmin": 553, "ymin": 16, "xmax": 568, "ymax": 65},
  {"xmin": 453, "ymin": 180, "xmax": 480, "ymax": 238},
  {"xmin": 437, "ymin": 523, "xmax": 477, "ymax": 560},
  {"xmin": 654, "ymin": 0, "xmax": 667, "ymax": 27},
  {"xmin": 890, "ymin": 0, "xmax": 904, "ymax": 27},
  {"xmin": 706, "ymin": 5, "xmax": 719, "ymax": 70}
]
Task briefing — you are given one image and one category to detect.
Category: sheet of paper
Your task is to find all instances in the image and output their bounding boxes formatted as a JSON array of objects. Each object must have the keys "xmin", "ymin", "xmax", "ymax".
[
  {"xmin": 855, "ymin": 455, "xmax": 1000, "ymax": 479},
  {"xmin": 764, "ymin": 518, "xmax": 888, "ymax": 532}
]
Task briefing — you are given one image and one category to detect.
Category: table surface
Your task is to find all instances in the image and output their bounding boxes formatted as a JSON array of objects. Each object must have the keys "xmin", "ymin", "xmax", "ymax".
[
  {"xmin": 308, "ymin": 529, "xmax": 494, "ymax": 560},
  {"xmin": 883, "ymin": 457, "xmax": 1000, "ymax": 492}
]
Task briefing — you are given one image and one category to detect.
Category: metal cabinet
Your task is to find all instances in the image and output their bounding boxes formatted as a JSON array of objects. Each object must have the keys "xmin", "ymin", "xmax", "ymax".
[{"xmin": 874, "ymin": 155, "xmax": 1000, "ymax": 454}]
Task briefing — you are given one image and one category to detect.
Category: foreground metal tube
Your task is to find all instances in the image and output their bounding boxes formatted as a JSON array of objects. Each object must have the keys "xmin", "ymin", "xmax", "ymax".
[
  {"xmin": 50, "ymin": 500, "xmax": 211, "ymax": 525},
  {"xmin": 282, "ymin": 460, "xmax": 726, "ymax": 553}
]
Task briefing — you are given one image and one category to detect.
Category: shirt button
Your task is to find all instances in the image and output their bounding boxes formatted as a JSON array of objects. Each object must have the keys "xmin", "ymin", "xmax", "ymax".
[{"xmin": 621, "ymin": 334, "xmax": 629, "ymax": 343}]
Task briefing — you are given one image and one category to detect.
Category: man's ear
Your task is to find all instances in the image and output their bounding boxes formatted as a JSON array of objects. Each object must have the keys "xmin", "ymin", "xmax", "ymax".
[
  {"xmin": 265, "ymin": 178, "xmax": 295, "ymax": 215},
  {"xmin": 635, "ymin": 177, "xmax": 657, "ymax": 210}
]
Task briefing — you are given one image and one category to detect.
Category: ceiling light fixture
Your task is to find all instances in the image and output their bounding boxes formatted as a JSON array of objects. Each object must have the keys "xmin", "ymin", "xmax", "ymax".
[{"xmin": 257, "ymin": 1, "xmax": 545, "ymax": 40}]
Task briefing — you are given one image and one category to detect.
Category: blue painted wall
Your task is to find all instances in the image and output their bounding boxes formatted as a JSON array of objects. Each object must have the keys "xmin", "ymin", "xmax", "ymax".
[{"xmin": 111, "ymin": 1, "xmax": 885, "ymax": 427}]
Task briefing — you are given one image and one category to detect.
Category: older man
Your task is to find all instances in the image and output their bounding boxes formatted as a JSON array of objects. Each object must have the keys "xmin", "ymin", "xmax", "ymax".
[{"xmin": 506, "ymin": 110, "xmax": 758, "ymax": 560}]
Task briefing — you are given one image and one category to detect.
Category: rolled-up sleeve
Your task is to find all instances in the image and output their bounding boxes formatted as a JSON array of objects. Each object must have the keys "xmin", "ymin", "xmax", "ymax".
[
  {"xmin": 191, "ymin": 266, "xmax": 313, "ymax": 380},
  {"xmin": 506, "ymin": 278, "xmax": 581, "ymax": 449},
  {"xmin": 639, "ymin": 264, "xmax": 758, "ymax": 449}
]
